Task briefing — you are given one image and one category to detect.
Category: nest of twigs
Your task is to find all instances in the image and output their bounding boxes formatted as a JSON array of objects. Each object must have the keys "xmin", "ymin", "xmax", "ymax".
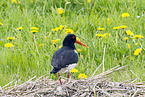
[{"xmin": 0, "ymin": 65, "xmax": 145, "ymax": 97}]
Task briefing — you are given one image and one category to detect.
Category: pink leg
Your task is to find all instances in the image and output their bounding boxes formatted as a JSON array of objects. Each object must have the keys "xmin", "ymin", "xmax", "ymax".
[
  {"xmin": 58, "ymin": 73, "xmax": 62, "ymax": 85},
  {"xmin": 67, "ymin": 72, "xmax": 70, "ymax": 82}
]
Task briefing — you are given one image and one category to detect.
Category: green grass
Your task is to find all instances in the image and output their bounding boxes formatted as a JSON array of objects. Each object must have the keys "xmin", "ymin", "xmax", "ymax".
[{"xmin": 0, "ymin": 0, "xmax": 145, "ymax": 86}]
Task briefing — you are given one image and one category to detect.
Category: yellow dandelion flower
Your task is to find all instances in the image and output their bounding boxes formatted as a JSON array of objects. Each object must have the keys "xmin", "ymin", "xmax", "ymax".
[
  {"xmin": 65, "ymin": 29, "xmax": 74, "ymax": 34},
  {"xmin": 126, "ymin": 30, "xmax": 134, "ymax": 36},
  {"xmin": 126, "ymin": 44, "xmax": 130, "ymax": 48},
  {"xmin": 107, "ymin": 18, "xmax": 110, "ymax": 21},
  {"xmin": 119, "ymin": 25, "xmax": 127, "ymax": 29},
  {"xmin": 17, "ymin": 27, "xmax": 24, "ymax": 31},
  {"xmin": 121, "ymin": 13, "xmax": 130, "ymax": 17},
  {"xmin": 39, "ymin": 43, "xmax": 44, "ymax": 46},
  {"xmin": 97, "ymin": 28, "xmax": 104, "ymax": 31},
  {"xmin": 107, "ymin": 18, "xmax": 110, "ymax": 24},
  {"xmin": 31, "ymin": 0, "xmax": 34, "ymax": 3},
  {"xmin": 87, "ymin": 0, "xmax": 90, "ymax": 3},
  {"xmin": 135, "ymin": 43, "xmax": 141, "ymax": 46},
  {"xmin": 124, "ymin": 37, "xmax": 129, "ymax": 40},
  {"xmin": 78, "ymin": 73, "xmax": 87, "ymax": 79},
  {"xmin": 76, "ymin": 37, "xmax": 80, "ymax": 41},
  {"xmin": 52, "ymin": 29, "xmax": 56, "ymax": 31},
  {"xmin": 58, "ymin": 27, "xmax": 63, "ymax": 30},
  {"xmin": 113, "ymin": 27, "xmax": 120, "ymax": 30},
  {"xmin": 57, "ymin": 8, "xmax": 64, "ymax": 14},
  {"xmin": 77, "ymin": 49, "xmax": 82, "ymax": 52},
  {"xmin": 7, "ymin": 37, "xmax": 15, "ymax": 41},
  {"xmin": 104, "ymin": 33, "xmax": 110, "ymax": 38},
  {"xmin": 59, "ymin": 25, "xmax": 65, "ymax": 29},
  {"xmin": 0, "ymin": 22, "xmax": 3, "ymax": 26},
  {"xmin": 70, "ymin": 68, "xmax": 78, "ymax": 73},
  {"xmin": 31, "ymin": 27, "xmax": 39, "ymax": 30},
  {"xmin": 134, "ymin": 48, "xmax": 142, "ymax": 55},
  {"xmin": 55, "ymin": 27, "xmax": 60, "ymax": 31},
  {"xmin": 134, "ymin": 35, "xmax": 144, "ymax": 39},
  {"xmin": 12, "ymin": 0, "xmax": 17, "ymax": 3},
  {"xmin": 59, "ymin": 45, "xmax": 62, "ymax": 48},
  {"xmin": 96, "ymin": 34, "xmax": 104, "ymax": 38},
  {"xmin": 5, "ymin": 43, "xmax": 13, "ymax": 48},
  {"xmin": 45, "ymin": 36, "xmax": 49, "ymax": 39},
  {"xmin": 31, "ymin": 30, "xmax": 38, "ymax": 34},
  {"xmin": 51, "ymin": 39, "xmax": 60, "ymax": 44},
  {"xmin": 54, "ymin": 39, "xmax": 60, "ymax": 42}
]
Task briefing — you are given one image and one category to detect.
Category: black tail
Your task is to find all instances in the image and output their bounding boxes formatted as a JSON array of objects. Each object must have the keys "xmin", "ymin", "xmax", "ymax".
[{"xmin": 50, "ymin": 67, "xmax": 61, "ymax": 74}]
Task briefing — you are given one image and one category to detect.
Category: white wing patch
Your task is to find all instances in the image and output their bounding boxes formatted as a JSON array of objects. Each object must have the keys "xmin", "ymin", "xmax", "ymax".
[{"xmin": 74, "ymin": 50, "xmax": 78, "ymax": 55}]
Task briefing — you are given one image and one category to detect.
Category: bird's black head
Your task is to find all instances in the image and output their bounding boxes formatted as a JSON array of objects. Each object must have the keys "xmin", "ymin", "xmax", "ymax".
[{"xmin": 63, "ymin": 34, "xmax": 76, "ymax": 49}]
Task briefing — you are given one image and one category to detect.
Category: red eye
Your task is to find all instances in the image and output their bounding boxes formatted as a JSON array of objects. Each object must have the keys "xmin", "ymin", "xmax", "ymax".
[{"xmin": 72, "ymin": 36, "xmax": 75, "ymax": 39}]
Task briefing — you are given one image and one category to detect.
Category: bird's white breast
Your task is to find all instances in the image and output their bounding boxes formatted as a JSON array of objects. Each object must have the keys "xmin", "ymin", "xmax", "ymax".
[{"xmin": 60, "ymin": 63, "xmax": 77, "ymax": 73}]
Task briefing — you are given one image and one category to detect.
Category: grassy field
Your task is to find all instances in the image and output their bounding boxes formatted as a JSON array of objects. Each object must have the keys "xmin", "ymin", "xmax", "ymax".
[{"xmin": 0, "ymin": 0, "xmax": 145, "ymax": 87}]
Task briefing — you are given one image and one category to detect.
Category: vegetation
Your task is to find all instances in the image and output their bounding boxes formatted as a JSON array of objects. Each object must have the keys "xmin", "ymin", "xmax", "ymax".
[{"xmin": 0, "ymin": 0, "xmax": 145, "ymax": 87}]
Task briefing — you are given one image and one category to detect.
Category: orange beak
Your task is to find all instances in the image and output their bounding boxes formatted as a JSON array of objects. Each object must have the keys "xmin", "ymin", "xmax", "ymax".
[{"xmin": 76, "ymin": 40, "xmax": 88, "ymax": 47}]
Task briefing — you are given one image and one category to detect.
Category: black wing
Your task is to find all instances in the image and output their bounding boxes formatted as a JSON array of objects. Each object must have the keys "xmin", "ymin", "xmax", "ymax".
[{"xmin": 51, "ymin": 47, "xmax": 78, "ymax": 69}]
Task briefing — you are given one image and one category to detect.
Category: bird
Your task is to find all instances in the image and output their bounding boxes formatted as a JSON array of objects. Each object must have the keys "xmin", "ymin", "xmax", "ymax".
[{"xmin": 50, "ymin": 34, "xmax": 88, "ymax": 85}]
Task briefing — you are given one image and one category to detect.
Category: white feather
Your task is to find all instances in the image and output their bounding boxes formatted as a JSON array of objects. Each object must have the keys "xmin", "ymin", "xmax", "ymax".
[{"xmin": 60, "ymin": 63, "xmax": 77, "ymax": 73}]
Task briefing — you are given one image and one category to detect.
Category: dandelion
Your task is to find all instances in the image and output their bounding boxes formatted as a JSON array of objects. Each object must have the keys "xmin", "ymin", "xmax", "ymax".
[
  {"xmin": 78, "ymin": 73, "xmax": 87, "ymax": 79},
  {"xmin": 65, "ymin": 29, "xmax": 74, "ymax": 34},
  {"xmin": 31, "ymin": 30, "xmax": 38, "ymax": 34},
  {"xmin": 12, "ymin": 0, "xmax": 17, "ymax": 3},
  {"xmin": 17, "ymin": 27, "xmax": 24, "ymax": 31},
  {"xmin": 31, "ymin": 27, "xmax": 39, "ymax": 30},
  {"xmin": 126, "ymin": 44, "xmax": 130, "ymax": 48},
  {"xmin": 7, "ymin": 37, "xmax": 15, "ymax": 41},
  {"xmin": 96, "ymin": 34, "xmax": 104, "ymax": 38},
  {"xmin": 58, "ymin": 27, "xmax": 63, "ymax": 30},
  {"xmin": 134, "ymin": 48, "xmax": 142, "ymax": 55},
  {"xmin": 59, "ymin": 25, "xmax": 65, "ymax": 29},
  {"xmin": 45, "ymin": 36, "xmax": 49, "ymax": 39},
  {"xmin": 5, "ymin": 43, "xmax": 13, "ymax": 48},
  {"xmin": 124, "ymin": 37, "xmax": 129, "ymax": 40},
  {"xmin": 107, "ymin": 18, "xmax": 110, "ymax": 24},
  {"xmin": 113, "ymin": 27, "xmax": 120, "ymax": 30},
  {"xmin": 39, "ymin": 43, "xmax": 44, "ymax": 46},
  {"xmin": 133, "ymin": 35, "xmax": 144, "ymax": 39},
  {"xmin": 135, "ymin": 43, "xmax": 141, "ymax": 46},
  {"xmin": 55, "ymin": 27, "xmax": 60, "ymax": 31},
  {"xmin": 76, "ymin": 37, "xmax": 80, "ymax": 41},
  {"xmin": 31, "ymin": 0, "xmax": 34, "ymax": 3},
  {"xmin": 0, "ymin": 22, "xmax": 3, "ymax": 26},
  {"xmin": 87, "ymin": 0, "xmax": 90, "ymax": 3},
  {"xmin": 57, "ymin": 8, "xmax": 64, "ymax": 14},
  {"xmin": 97, "ymin": 28, "xmax": 104, "ymax": 31},
  {"xmin": 52, "ymin": 29, "xmax": 56, "ymax": 31},
  {"xmin": 51, "ymin": 39, "xmax": 60, "ymax": 44},
  {"xmin": 104, "ymin": 33, "xmax": 110, "ymax": 38},
  {"xmin": 121, "ymin": 13, "xmax": 130, "ymax": 17},
  {"xmin": 126, "ymin": 30, "xmax": 134, "ymax": 36},
  {"xmin": 70, "ymin": 68, "xmax": 78, "ymax": 73},
  {"xmin": 120, "ymin": 25, "xmax": 127, "ymax": 29},
  {"xmin": 77, "ymin": 49, "xmax": 82, "ymax": 52}
]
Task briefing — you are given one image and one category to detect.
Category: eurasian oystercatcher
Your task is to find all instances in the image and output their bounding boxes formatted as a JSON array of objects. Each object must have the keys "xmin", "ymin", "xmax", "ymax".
[{"xmin": 50, "ymin": 34, "xmax": 88, "ymax": 85}]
